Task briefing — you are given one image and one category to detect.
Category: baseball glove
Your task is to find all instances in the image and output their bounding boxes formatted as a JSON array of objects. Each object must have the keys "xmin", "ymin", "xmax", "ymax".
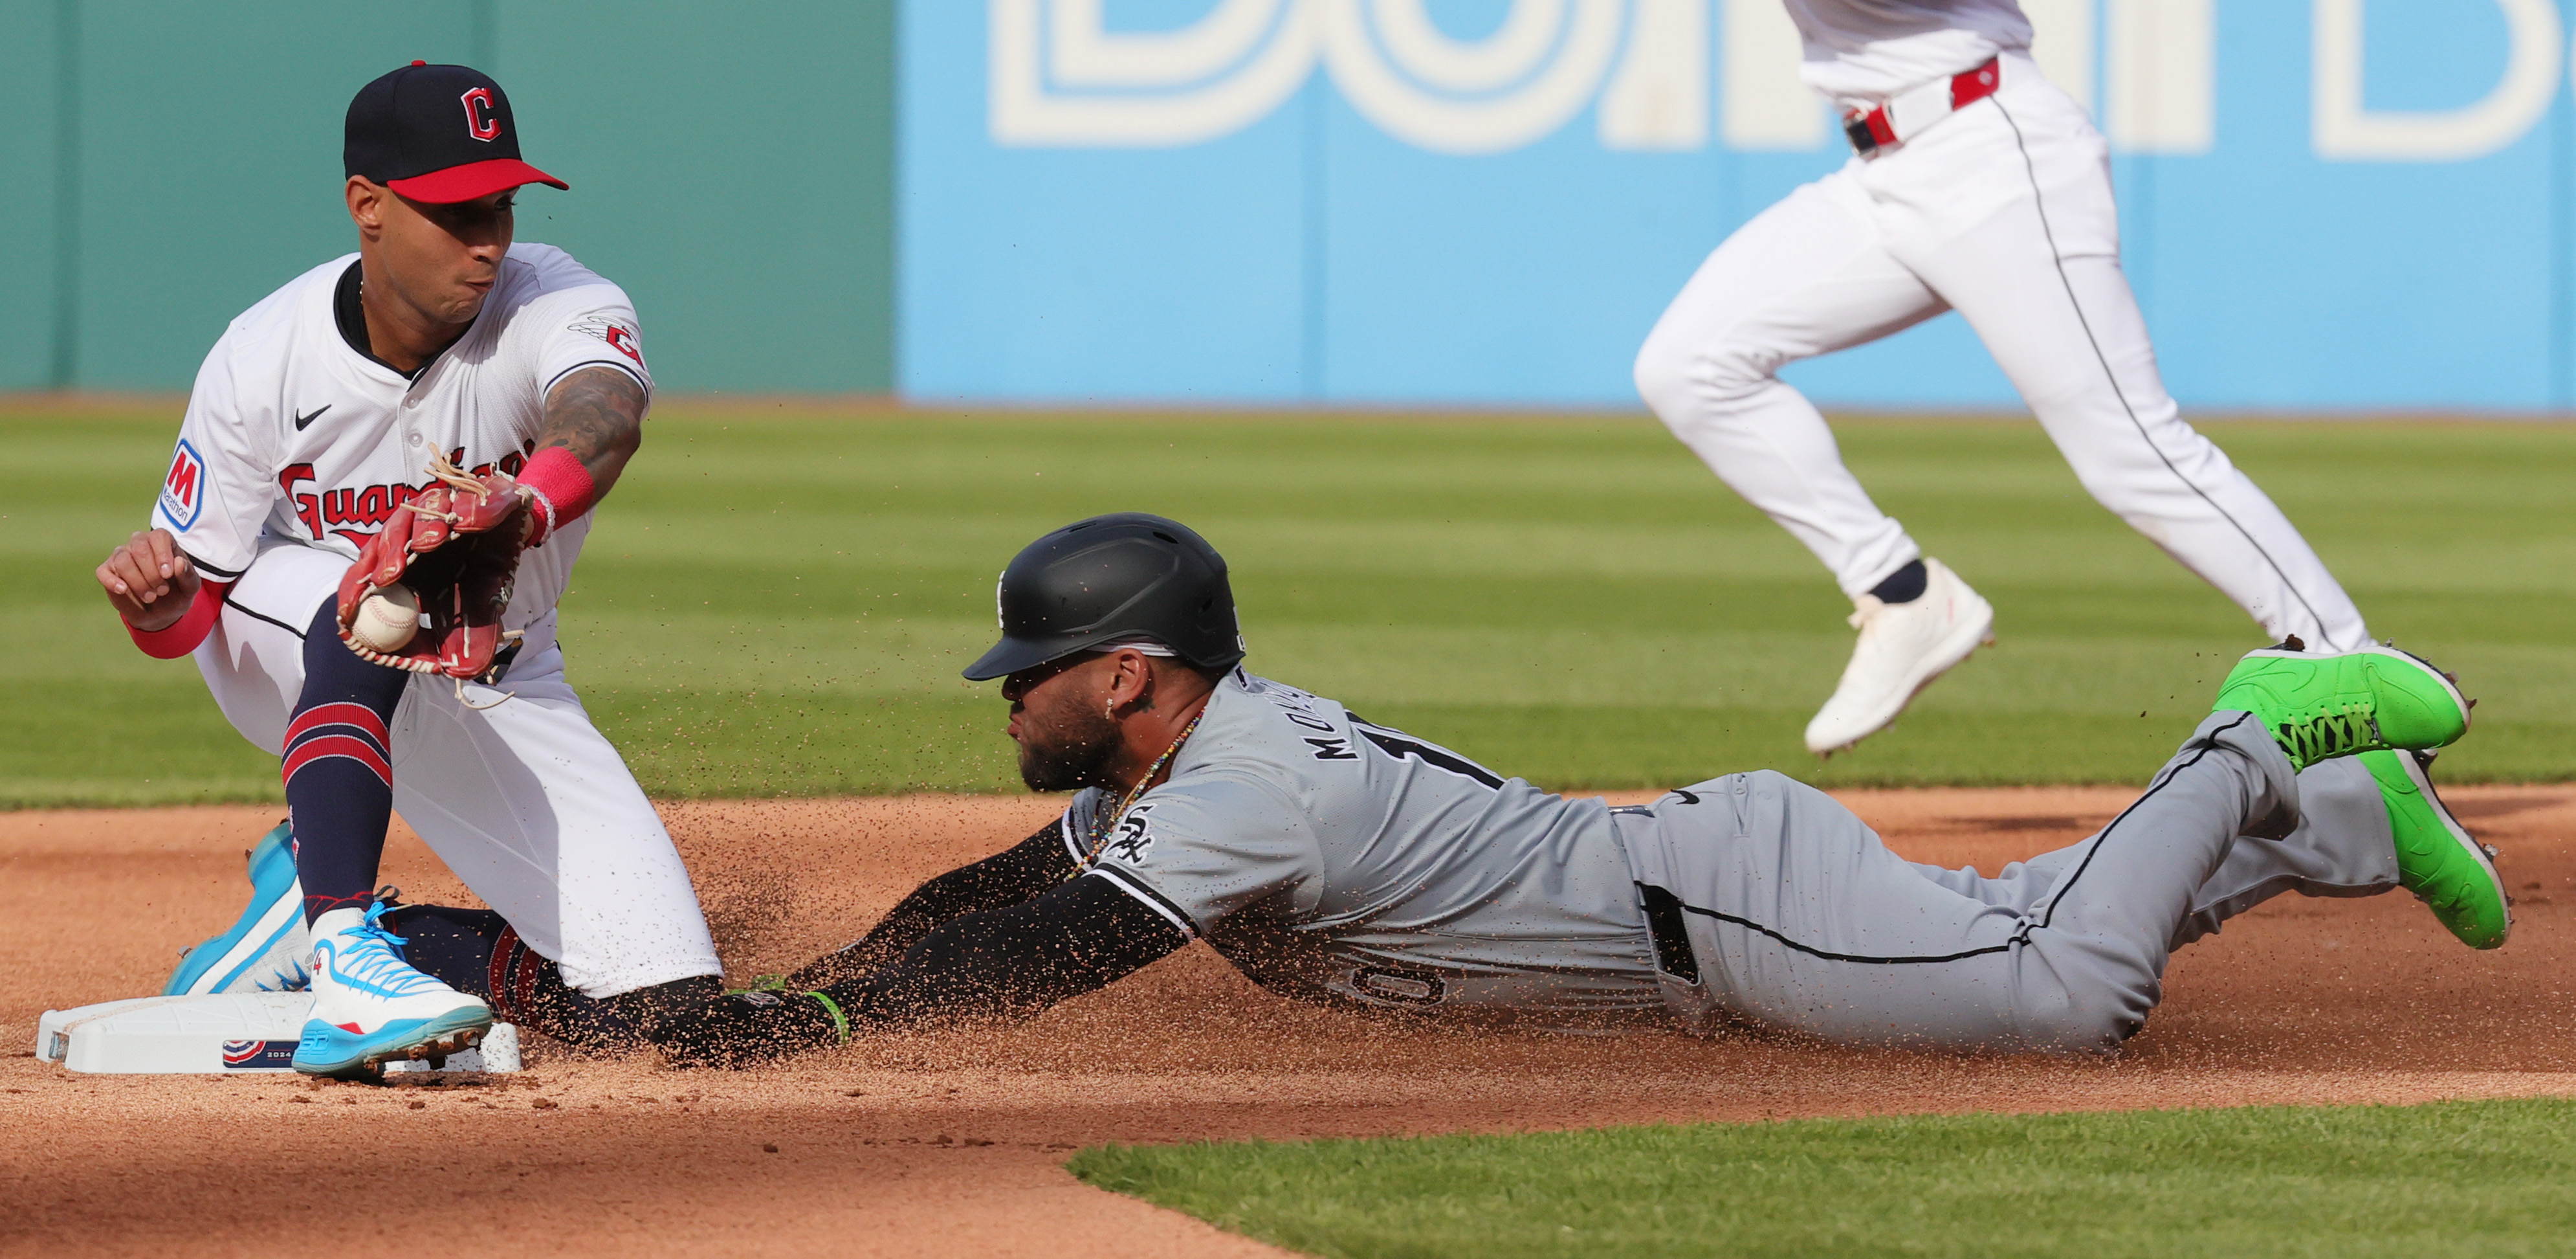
[{"xmin": 335, "ymin": 451, "xmax": 531, "ymax": 686}]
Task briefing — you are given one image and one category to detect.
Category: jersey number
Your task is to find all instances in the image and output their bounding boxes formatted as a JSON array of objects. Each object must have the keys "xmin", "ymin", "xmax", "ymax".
[{"xmin": 1349, "ymin": 718, "xmax": 1504, "ymax": 789}]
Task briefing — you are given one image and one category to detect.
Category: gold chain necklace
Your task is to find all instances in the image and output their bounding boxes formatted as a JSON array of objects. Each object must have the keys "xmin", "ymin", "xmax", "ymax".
[{"xmin": 1072, "ymin": 706, "xmax": 1207, "ymax": 877}]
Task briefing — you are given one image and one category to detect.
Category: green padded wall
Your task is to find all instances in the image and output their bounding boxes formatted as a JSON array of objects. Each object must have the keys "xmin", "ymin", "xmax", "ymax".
[{"xmin": 1, "ymin": 1, "xmax": 894, "ymax": 394}]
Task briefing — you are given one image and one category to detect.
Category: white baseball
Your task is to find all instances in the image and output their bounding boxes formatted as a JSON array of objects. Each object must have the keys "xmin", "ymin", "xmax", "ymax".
[{"xmin": 353, "ymin": 583, "xmax": 420, "ymax": 652}]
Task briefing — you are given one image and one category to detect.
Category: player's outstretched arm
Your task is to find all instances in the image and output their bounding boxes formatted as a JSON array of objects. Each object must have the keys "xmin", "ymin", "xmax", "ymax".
[
  {"xmin": 536, "ymin": 365, "xmax": 646, "ymax": 500},
  {"xmin": 509, "ymin": 365, "xmax": 647, "ymax": 547},
  {"xmin": 786, "ymin": 821, "xmax": 1081, "ymax": 989},
  {"xmin": 96, "ymin": 529, "xmax": 202, "ymax": 632},
  {"xmin": 667, "ymin": 875, "xmax": 1187, "ymax": 1065}
]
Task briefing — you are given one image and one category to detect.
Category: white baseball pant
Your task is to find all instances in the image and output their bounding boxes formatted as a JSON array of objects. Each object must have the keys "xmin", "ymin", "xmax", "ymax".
[
  {"xmin": 193, "ymin": 539, "xmax": 721, "ymax": 998},
  {"xmin": 1633, "ymin": 53, "xmax": 2368, "ymax": 651}
]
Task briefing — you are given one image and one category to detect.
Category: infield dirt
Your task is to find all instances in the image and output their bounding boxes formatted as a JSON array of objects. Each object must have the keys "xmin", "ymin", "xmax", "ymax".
[{"xmin": 6, "ymin": 786, "xmax": 2575, "ymax": 1257}]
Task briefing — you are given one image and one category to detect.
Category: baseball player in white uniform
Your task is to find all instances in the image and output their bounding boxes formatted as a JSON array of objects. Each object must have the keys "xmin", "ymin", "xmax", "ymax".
[
  {"xmin": 94, "ymin": 62, "xmax": 720, "ymax": 1077},
  {"xmin": 1633, "ymin": 1, "xmax": 2369, "ymax": 754},
  {"xmin": 368, "ymin": 515, "xmax": 2486, "ymax": 1065}
]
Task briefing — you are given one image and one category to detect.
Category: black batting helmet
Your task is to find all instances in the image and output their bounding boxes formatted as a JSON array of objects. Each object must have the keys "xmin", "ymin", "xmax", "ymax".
[{"xmin": 961, "ymin": 513, "xmax": 1246, "ymax": 681}]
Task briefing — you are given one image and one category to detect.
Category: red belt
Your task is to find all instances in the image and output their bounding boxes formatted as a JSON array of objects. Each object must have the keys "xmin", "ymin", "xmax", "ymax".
[{"xmin": 1842, "ymin": 56, "xmax": 2001, "ymax": 157}]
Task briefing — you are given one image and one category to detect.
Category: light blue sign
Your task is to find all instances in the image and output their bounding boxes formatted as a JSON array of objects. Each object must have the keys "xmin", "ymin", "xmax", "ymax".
[{"xmin": 903, "ymin": 1, "xmax": 2576, "ymax": 408}]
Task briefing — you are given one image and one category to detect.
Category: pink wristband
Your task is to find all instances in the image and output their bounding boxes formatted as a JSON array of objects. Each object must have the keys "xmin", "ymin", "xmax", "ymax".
[
  {"xmin": 126, "ymin": 580, "xmax": 232, "ymax": 660},
  {"xmin": 518, "ymin": 447, "xmax": 598, "ymax": 546}
]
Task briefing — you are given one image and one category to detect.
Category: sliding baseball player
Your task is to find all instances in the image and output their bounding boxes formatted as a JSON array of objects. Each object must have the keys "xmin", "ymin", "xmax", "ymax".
[{"xmin": 234, "ymin": 515, "xmax": 2498, "ymax": 1062}]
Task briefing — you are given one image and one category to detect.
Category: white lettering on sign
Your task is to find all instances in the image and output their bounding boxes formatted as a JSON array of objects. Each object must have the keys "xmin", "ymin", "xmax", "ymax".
[
  {"xmin": 987, "ymin": 0, "xmax": 2231, "ymax": 157},
  {"xmin": 1718, "ymin": 0, "xmax": 1818, "ymax": 148},
  {"xmin": 2313, "ymin": 0, "xmax": 2562, "ymax": 161},
  {"xmin": 2108, "ymin": 0, "xmax": 2213, "ymax": 154}
]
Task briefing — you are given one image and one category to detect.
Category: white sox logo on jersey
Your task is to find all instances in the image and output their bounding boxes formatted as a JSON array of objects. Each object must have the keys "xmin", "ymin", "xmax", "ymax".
[
  {"xmin": 1103, "ymin": 803, "xmax": 1158, "ymax": 865},
  {"xmin": 278, "ymin": 443, "xmax": 533, "ymax": 546},
  {"xmin": 568, "ymin": 315, "xmax": 644, "ymax": 368},
  {"xmin": 462, "ymin": 87, "xmax": 501, "ymax": 142}
]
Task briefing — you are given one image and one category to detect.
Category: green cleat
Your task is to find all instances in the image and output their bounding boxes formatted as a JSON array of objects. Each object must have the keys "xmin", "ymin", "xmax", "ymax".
[
  {"xmin": 2361, "ymin": 749, "xmax": 2510, "ymax": 950},
  {"xmin": 2210, "ymin": 639, "xmax": 2470, "ymax": 771}
]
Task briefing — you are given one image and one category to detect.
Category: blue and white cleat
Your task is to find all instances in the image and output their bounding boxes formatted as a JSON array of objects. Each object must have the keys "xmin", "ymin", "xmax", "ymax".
[
  {"xmin": 165, "ymin": 823, "xmax": 312, "ymax": 995},
  {"xmin": 294, "ymin": 902, "xmax": 492, "ymax": 1080}
]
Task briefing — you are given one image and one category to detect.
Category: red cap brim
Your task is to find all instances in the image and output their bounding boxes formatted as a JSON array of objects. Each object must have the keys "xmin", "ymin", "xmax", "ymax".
[{"xmin": 386, "ymin": 158, "xmax": 568, "ymax": 203}]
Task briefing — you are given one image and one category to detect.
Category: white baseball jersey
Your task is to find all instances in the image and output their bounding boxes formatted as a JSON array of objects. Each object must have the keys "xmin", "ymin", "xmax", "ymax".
[
  {"xmin": 1070, "ymin": 671, "xmax": 1664, "ymax": 1024},
  {"xmin": 150, "ymin": 243, "xmax": 650, "ymax": 662},
  {"xmin": 1786, "ymin": 0, "xmax": 2032, "ymax": 98}
]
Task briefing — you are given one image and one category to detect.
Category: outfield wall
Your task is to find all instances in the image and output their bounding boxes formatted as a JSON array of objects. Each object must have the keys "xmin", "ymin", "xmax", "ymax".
[
  {"xmin": 0, "ymin": 1, "xmax": 895, "ymax": 396},
  {"xmin": 908, "ymin": 0, "xmax": 2576, "ymax": 409},
  {"xmin": 4, "ymin": 3, "xmax": 2569, "ymax": 410}
]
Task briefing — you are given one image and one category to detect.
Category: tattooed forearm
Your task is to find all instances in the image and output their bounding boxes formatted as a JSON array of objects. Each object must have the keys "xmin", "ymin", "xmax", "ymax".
[{"xmin": 536, "ymin": 366, "xmax": 648, "ymax": 500}]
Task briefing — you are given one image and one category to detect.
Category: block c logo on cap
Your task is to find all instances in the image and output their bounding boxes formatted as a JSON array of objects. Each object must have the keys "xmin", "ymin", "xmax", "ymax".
[{"xmin": 461, "ymin": 87, "xmax": 501, "ymax": 142}]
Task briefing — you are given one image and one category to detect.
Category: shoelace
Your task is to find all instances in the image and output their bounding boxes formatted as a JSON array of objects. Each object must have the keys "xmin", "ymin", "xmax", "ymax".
[
  {"xmin": 258, "ymin": 958, "xmax": 312, "ymax": 993},
  {"xmin": 321, "ymin": 904, "xmax": 439, "ymax": 996},
  {"xmin": 2276, "ymin": 709, "xmax": 2381, "ymax": 764}
]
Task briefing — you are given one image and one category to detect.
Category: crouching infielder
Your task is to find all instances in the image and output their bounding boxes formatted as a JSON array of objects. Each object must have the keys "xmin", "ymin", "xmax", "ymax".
[
  {"xmin": 283, "ymin": 513, "xmax": 2505, "ymax": 1060},
  {"xmin": 106, "ymin": 62, "xmax": 721, "ymax": 1077}
]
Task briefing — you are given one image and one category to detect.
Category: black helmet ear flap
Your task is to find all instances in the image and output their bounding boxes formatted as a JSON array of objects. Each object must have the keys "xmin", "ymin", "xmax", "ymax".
[{"xmin": 963, "ymin": 513, "xmax": 1245, "ymax": 681}]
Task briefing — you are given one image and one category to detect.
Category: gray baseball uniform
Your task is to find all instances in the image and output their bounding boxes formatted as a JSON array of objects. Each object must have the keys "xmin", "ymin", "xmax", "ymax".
[
  {"xmin": 1072, "ymin": 672, "xmax": 1666, "ymax": 1022},
  {"xmin": 1080, "ymin": 673, "xmax": 2397, "ymax": 1051}
]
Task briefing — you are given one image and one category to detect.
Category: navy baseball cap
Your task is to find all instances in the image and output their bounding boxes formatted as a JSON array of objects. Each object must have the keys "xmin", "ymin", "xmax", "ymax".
[{"xmin": 344, "ymin": 61, "xmax": 566, "ymax": 204}]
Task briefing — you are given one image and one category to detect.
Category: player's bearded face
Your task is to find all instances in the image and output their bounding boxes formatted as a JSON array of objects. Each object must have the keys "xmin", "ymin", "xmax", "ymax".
[{"xmin": 1006, "ymin": 659, "xmax": 1124, "ymax": 792}]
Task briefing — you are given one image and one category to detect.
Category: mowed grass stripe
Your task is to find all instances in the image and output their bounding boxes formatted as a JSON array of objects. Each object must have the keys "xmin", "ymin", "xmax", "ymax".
[
  {"xmin": 1070, "ymin": 1098, "xmax": 2576, "ymax": 1259},
  {"xmin": 5, "ymin": 409, "xmax": 2571, "ymax": 806}
]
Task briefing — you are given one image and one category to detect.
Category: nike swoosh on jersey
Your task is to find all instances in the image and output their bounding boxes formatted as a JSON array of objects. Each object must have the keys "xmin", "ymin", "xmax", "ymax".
[{"xmin": 294, "ymin": 405, "xmax": 331, "ymax": 430}]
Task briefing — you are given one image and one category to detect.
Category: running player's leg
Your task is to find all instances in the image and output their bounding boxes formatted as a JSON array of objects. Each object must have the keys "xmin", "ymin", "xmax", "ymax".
[
  {"xmin": 386, "ymin": 643, "xmax": 721, "ymax": 1006},
  {"xmin": 1633, "ymin": 173, "xmax": 1945, "ymax": 599},
  {"xmin": 1638, "ymin": 711, "xmax": 2293, "ymax": 1052},
  {"xmin": 1886, "ymin": 75, "xmax": 2367, "ymax": 650}
]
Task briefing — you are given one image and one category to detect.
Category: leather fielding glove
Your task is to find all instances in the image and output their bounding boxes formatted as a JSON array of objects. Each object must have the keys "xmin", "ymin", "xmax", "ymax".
[{"xmin": 335, "ymin": 451, "xmax": 532, "ymax": 684}]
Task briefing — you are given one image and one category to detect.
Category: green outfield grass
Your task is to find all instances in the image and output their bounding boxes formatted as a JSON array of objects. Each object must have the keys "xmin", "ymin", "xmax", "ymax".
[
  {"xmin": 5, "ymin": 406, "xmax": 2573, "ymax": 807},
  {"xmin": 1070, "ymin": 1098, "xmax": 2576, "ymax": 1258}
]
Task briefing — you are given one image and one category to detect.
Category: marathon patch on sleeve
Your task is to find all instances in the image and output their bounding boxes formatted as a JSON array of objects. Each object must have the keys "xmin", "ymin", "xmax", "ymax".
[
  {"xmin": 569, "ymin": 315, "xmax": 646, "ymax": 368},
  {"xmin": 158, "ymin": 440, "xmax": 206, "ymax": 531}
]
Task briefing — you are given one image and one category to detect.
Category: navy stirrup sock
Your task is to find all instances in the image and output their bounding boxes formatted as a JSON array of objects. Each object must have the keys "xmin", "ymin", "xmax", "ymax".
[
  {"xmin": 1869, "ymin": 559, "xmax": 1928, "ymax": 605},
  {"xmin": 285, "ymin": 599, "xmax": 410, "ymax": 925}
]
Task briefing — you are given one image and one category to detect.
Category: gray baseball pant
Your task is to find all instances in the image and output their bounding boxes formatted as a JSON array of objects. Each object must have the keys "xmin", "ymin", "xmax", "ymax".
[{"xmin": 1618, "ymin": 711, "xmax": 2397, "ymax": 1053}]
